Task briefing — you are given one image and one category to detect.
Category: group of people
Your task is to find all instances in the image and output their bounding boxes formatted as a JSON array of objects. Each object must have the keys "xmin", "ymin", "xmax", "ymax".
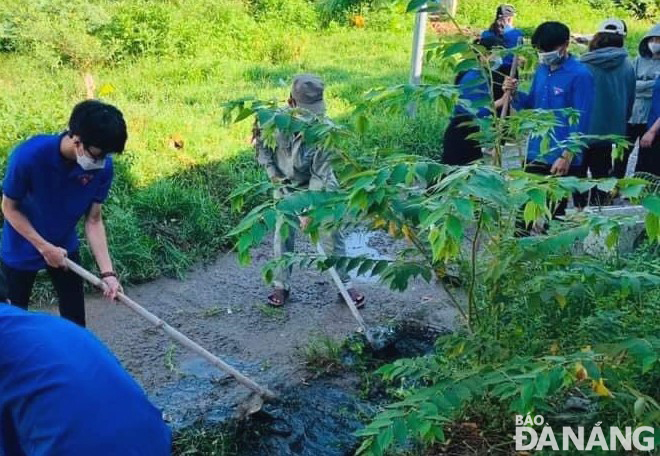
[
  {"xmin": 442, "ymin": 5, "xmax": 660, "ymax": 212},
  {"xmin": 0, "ymin": 6, "xmax": 659, "ymax": 455}
]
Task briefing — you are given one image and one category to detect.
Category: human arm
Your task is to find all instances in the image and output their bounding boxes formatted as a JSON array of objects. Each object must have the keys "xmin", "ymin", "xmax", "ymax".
[
  {"xmin": 1, "ymin": 196, "xmax": 67, "ymax": 267},
  {"xmin": 636, "ymin": 79, "xmax": 657, "ymax": 98},
  {"xmin": 506, "ymin": 70, "xmax": 536, "ymax": 111},
  {"xmin": 641, "ymin": 80, "xmax": 660, "ymax": 148},
  {"xmin": 1, "ymin": 150, "xmax": 68, "ymax": 267},
  {"xmin": 641, "ymin": 118, "xmax": 660, "ymax": 148},
  {"xmin": 84, "ymin": 203, "xmax": 121, "ymax": 300},
  {"xmin": 254, "ymin": 122, "xmax": 285, "ymax": 182}
]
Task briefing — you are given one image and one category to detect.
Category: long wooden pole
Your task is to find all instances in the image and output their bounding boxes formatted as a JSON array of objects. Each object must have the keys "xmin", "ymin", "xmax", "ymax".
[
  {"xmin": 65, "ymin": 258, "xmax": 277, "ymax": 401},
  {"xmin": 315, "ymin": 244, "xmax": 376, "ymax": 346}
]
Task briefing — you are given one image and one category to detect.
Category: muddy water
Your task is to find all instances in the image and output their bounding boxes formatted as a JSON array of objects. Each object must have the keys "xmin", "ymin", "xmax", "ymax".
[
  {"xmin": 173, "ymin": 326, "xmax": 441, "ymax": 456},
  {"xmin": 77, "ymin": 231, "xmax": 456, "ymax": 453}
]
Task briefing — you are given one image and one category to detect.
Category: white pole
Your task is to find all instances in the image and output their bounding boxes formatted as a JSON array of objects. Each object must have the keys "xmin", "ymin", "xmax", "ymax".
[{"xmin": 407, "ymin": 2, "xmax": 428, "ymax": 117}]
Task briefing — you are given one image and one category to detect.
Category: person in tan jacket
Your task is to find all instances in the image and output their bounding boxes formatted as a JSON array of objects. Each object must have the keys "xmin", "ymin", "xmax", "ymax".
[{"xmin": 254, "ymin": 74, "xmax": 365, "ymax": 308}]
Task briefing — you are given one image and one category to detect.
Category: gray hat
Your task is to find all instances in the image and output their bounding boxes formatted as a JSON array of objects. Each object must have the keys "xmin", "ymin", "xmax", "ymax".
[
  {"xmin": 597, "ymin": 18, "xmax": 627, "ymax": 36},
  {"xmin": 497, "ymin": 4, "xmax": 516, "ymax": 17},
  {"xmin": 291, "ymin": 74, "xmax": 326, "ymax": 115}
]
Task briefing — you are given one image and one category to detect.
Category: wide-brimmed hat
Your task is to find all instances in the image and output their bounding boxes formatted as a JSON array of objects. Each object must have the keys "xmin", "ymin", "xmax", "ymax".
[{"xmin": 291, "ymin": 74, "xmax": 326, "ymax": 115}]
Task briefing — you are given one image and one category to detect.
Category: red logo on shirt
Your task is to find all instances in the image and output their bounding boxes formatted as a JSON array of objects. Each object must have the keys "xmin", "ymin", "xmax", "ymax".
[
  {"xmin": 553, "ymin": 86, "xmax": 564, "ymax": 96},
  {"xmin": 78, "ymin": 174, "xmax": 94, "ymax": 186}
]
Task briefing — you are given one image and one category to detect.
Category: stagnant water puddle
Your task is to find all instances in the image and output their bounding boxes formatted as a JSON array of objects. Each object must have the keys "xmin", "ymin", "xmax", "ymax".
[{"xmin": 168, "ymin": 324, "xmax": 443, "ymax": 455}]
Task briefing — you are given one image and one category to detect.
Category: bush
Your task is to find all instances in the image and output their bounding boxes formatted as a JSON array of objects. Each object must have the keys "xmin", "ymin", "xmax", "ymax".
[
  {"xmin": 0, "ymin": 0, "xmax": 111, "ymax": 67},
  {"xmin": 248, "ymin": 0, "xmax": 318, "ymax": 30},
  {"xmin": 96, "ymin": 3, "xmax": 172, "ymax": 62}
]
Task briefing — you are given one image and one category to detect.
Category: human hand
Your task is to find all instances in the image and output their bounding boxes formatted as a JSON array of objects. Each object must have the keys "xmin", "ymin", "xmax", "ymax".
[
  {"xmin": 39, "ymin": 243, "xmax": 68, "ymax": 268},
  {"xmin": 503, "ymin": 76, "xmax": 518, "ymax": 93},
  {"xmin": 101, "ymin": 275, "xmax": 122, "ymax": 301},
  {"xmin": 299, "ymin": 216, "xmax": 311, "ymax": 231},
  {"xmin": 640, "ymin": 130, "xmax": 657, "ymax": 148},
  {"xmin": 550, "ymin": 156, "xmax": 571, "ymax": 176}
]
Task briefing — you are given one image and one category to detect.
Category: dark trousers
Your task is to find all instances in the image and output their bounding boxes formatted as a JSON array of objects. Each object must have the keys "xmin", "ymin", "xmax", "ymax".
[
  {"xmin": 636, "ymin": 135, "xmax": 660, "ymax": 177},
  {"xmin": 441, "ymin": 115, "xmax": 483, "ymax": 166},
  {"xmin": 575, "ymin": 143, "xmax": 612, "ymax": 207},
  {"xmin": 612, "ymin": 123, "xmax": 647, "ymax": 178},
  {"xmin": 1, "ymin": 251, "xmax": 86, "ymax": 326}
]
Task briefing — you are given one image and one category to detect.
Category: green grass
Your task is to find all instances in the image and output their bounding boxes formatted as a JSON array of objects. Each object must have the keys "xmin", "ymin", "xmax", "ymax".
[{"xmin": 0, "ymin": 0, "xmax": 655, "ymax": 289}]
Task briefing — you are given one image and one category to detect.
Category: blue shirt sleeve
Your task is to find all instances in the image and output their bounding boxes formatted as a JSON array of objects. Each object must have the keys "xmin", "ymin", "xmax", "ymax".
[
  {"xmin": 569, "ymin": 69, "xmax": 595, "ymax": 142},
  {"xmin": 513, "ymin": 71, "xmax": 537, "ymax": 111},
  {"xmin": 481, "ymin": 29, "xmax": 495, "ymax": 40},
  {"xmin": 504, "ymin": 29, "xmax": 524, "ymax": 49},
  {"xmin": 93, "ymin": 161, "xmax": 114, "ymax": 204},
  {"xmin": 2, "ymin": 148, "xmax": 30, "ymax": 201},
  {"xmin": 458, "ymin": 70, "xmax": 492, "ymax": 118}
]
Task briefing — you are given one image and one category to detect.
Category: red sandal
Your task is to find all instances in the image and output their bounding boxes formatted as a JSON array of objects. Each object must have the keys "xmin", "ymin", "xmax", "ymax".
[{"xmin": 267, "ymin": 288, "xmax": 289, "ymax": 307}]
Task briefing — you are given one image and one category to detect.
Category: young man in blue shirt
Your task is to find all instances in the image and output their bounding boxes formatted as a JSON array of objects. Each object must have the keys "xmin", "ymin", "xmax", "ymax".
[
  {"xmin": 505, "ymin": 21, "xmax": 595, "ymax": 217},
  {"xmin": 1, "ymin": 100, "xmax": 126, "ymax": 327},
  {"xmin": 0, "ymin": 271, "xmax": 171, "ymax": 455}
]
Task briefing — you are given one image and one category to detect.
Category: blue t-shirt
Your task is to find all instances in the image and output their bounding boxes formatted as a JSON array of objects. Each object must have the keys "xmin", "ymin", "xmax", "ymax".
[
  {"xmin": 481, "ymin": 27, "xmax": 524, "ymax": 65},
  {"xmin": 1, "ymin": 134, "xmax": 114, "ymax": 271},
  {"xmin": 454, "ymin": 69, "xmax": 493, "ymax": 119},
  {"xmin": 648, "ymin": 77, "xmax": 660, "ymax": 129},
  {"xmin": 0, "ymin": 304, "xmax": 171, "ymax": 456},
  {"xmin": 514, "ymin": 56, "xmax": 595, "ymax": 167}
]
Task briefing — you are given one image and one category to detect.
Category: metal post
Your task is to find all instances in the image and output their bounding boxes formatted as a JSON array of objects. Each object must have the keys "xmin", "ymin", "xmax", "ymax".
[{"xmin": 407, "ymin": 3, "xmax": 428, "ymax": 117}]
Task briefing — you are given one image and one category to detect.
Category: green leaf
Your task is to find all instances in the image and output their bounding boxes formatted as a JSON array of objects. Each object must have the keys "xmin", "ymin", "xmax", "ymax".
[
  {"xmin": 596, "ymin": 178, "xmax": 617, "ymax": 193},
  {"xmin": 620, "ymin": 184, "xmax": 646, "ymax": 198},
  {"xmin": 443, "ymin": 41, "xmax": 470, "ymax": 58},
  {"xmin": 642, "ymin": 195, "xmax": 660, "ymax": 215},
  {"xmin": 356, "ymin": 114, "xmax": 369, "ymax": 135},
  {"xmin": 535, "ymin": 374, "xmax": 550, "ymax": 397},
  {"xmin": 376, "ymin": 428, "xmax": 394, "ymax": 452},
  {"xmin": 634, "ymin": 397, "xmax": 646, "ymax": 417},
  {"xmin": 645, "ymin": 213, "xmax": 659, "ymax": 242},
  {"xmin": 372, "ymin": 261, "xmax": 389, "ymax": 276},
  {"xmin": 453, "ymin": 198, "xmax": 474, "ymax": 219},
  {"xmin": 583, "ymin": 360, "xmax": 600, "ymax": 380},
  {"xmin": 393, "ymin": 418, "xmax": 408, "ymax": 445},
  {"xmin": 406, "ymin": 0, "xmax": 427, "ymax": 12},
  {"xmin": 446, "ymin": 214, "xmax": 464, "ymax": 240},
  {"xmin": 455, "ymin": 58, "xmax": 478, "ymax": 74}
]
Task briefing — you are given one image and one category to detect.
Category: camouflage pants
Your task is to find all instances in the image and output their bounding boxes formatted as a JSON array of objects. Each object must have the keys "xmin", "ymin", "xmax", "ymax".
[{"xmin": 272, "ymin": 165, "xmax": 351, "ymax": 291}]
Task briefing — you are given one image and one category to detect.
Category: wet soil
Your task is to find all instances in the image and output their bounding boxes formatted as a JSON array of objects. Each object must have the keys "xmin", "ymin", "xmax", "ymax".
[{"xmin": 77, "ymin": 231, "xmax": 457, "ymax": 430}]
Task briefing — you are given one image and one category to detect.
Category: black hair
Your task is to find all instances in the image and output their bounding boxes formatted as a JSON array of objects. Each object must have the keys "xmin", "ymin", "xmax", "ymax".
[
  {"xmin": 589, "ymin": 32, "xmax": 624, "ymax": 51},
  {"xmin": 488, "ymin": 4, "xmax": 515, "ymax": 37},
  {"xmin": 477, "ymin": 35, "xmax": 506, "ymax": 51},
  {"xmin": 454, "ymin": 36, "xmax": 506, "ymax": 85},
  {"xmin": 68, "ymin": 100, "xmax": 127, "ymax": 154},
  {"xmin": 531, "ymin": 21, "xmax": 570, "ymax": 52},
  {"xmin": 639, "ymin": 30, "xmax": 660, "ymax": 58}
]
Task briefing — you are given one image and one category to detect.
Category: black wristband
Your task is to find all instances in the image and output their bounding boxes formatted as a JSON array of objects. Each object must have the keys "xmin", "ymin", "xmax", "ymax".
[{"xmin": 100, "ymin": 271, "xmax": 117, "ymax": 279}]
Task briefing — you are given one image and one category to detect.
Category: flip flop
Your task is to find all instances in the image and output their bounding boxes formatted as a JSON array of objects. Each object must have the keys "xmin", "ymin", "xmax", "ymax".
[
  {"xmin": 267, "ymin": 288, "xmax": 289, "ymax": 307},
  {"xmin": 339, "ymin": 288, "xmax": 365, "ymax": 309}
]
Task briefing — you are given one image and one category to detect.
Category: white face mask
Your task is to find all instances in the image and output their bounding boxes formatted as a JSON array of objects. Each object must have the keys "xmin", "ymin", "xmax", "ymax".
[
  {"xmin": 76, "ymin": 151, "xmax": 106, "ymax": 171},
  {"xmin": 489, "ymin": 56, "xmax": 504, "ymax": 70},
  {"xmin": 538, "ymin": 49, "xmax": 564, "ymax": 66},
  {"xmin": 649, "ymin": 42, "xmax": 660, "ymax": 55}
]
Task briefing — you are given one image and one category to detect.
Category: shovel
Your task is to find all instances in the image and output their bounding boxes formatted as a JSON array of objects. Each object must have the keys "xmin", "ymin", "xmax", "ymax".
[
  {"xmin": 315, "ymin": 243, "xmax": 378, "ymax": 348},
  {"xmin": 64, "ymin": 258, "xmax": 278, "ymax": 411}
]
